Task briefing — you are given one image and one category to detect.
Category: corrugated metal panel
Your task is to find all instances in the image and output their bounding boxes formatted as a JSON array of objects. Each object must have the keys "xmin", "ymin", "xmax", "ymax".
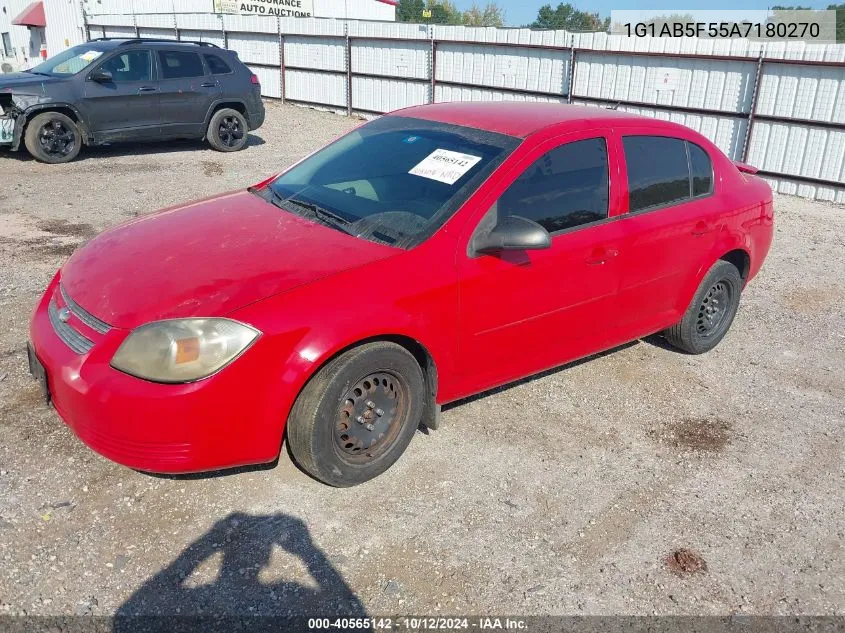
[
  {"xmin": 180, "ymin": 29, "xmax": 225, "ymax": 47},
  {"xmin": 762, "ymin": 177, "xmax": 845, "ymax": 204},
  {"xmin": 435, "ymin": 25, "xmax": 571, "ymax": 47},
  {"xmin": 314, "ymin": 0, "xmax": 394, "ymax": 20},
  {"xmin": 44, "ymin": 0, "xmax": 86, "ymax": 55},
  {"xmin": 88, "ymin": 13, "xmax": 134, "ymax": 27},
  {"xmin": 103, "ymin": 26, "xmax": 137, "ymax": 39},
  {"xmin": 280, "ymin": 17, "xmax": 344, "ymax": 36},
  {"xmin": 436, "ymin": 85, "xmax": 565, "ymax": 104},
  {"xmin": 285, "ymin": 37, "xmax": 346, "ymax": 72},
  {"xmin": 137, "ymin": 28, "xmax": 177, "ymax": 40},
  {"xmin": 247, "ymin": 64, "xmax": 281, "ymax": 99},
  {"xmin": 747, "ymin": 121, "xmax": 845, "ymax": 182},
  {"xmin": 135, "ymin": 13, "xmax": 176, "ymax": 29},
  {"xmin": 437, "ymin": 43, "xmax": 569, "ymax": 95},
  {"xmin": 348, "ymin": 20, "xmax": 429, "ymax": 39},
  {"xmin": 756, "ymin": 64, "xmax": 844, "ymax": 123},
  {"xmin": 574, "ymin": 51, "xmax": 756, "ymax": 114},
  {"xmin": 286, "ymin": 69, "xmax": 346, "ymax": 107},
  {"xmin": 175, "ymin": 13, "xmax": 222, "ymax": 31},
  {"xmin": 352, "ymin": 40, "xmax": 429, "ymax": 80},
  {"xmin": 352, "ymin": 76, "xmax": 429, "ymax": 113},
  {"xmin": 228, "ymin": 32, "xmax": 280, "ymax": 65},
  {"xmin": 222, "ymin": 14, "xmax": 277, "ymax": 34}
]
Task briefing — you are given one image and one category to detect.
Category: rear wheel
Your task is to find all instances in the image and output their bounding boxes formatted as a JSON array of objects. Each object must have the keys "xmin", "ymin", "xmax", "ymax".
[
  {"xmin": 207, "ymin": 108, "xmax": 248, "ymax": 152},
  {"xmin": 664, "ymin": 260, "xmax": 742, "ymax": 354},
  {"xmin": 286, "ymin": 342, "xmax": 425, "ymax": 487},
  {"xmin": 24, "ymin": 112, "xmax": 81, "ymax": 164}
]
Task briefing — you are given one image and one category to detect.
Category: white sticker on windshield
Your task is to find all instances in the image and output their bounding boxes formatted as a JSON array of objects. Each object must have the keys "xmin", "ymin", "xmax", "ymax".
[
  {"xmin": 80, "ymin": 51, "xmax": 103, "ymax": 62},
  {"xmin": 409, "ymin": 149, "xmax": 482, "ymax": 185}
]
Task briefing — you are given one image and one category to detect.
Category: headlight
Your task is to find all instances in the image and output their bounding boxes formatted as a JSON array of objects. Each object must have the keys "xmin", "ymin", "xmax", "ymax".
[{"xmin": 111, "ymin": 318, "xmax": 260, "ymax": 383}]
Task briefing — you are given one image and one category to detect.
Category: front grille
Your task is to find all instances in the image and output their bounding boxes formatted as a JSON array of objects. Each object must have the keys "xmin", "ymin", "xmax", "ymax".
[
  {"xmin": 60, "ymin": 285, "xmax": 111, "ymax": 334},
  {"xmin": 49, "ymin": 300, "xmax": 94, "ymax": 354}
]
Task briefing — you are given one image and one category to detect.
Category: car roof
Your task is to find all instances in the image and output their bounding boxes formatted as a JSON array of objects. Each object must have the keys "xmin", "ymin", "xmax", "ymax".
[{"xmin": 392, "ymin": 101, "xmax": 668, "ymax": 139}]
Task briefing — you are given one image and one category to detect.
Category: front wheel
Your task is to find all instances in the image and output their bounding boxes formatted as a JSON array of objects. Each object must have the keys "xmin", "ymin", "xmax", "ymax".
[
  {"xmin": 286, "ymin": 342, "xmax": 425, "ymax": 487},
  {"xmin": 24, "ymin": 112, "xmax": 81, "ymax": 164},
  {"xmin": 663, "ymin": 260, "xmax": 743, "ymax": 354},
  {"xmin": 206, "ymin": 108, "xmax": 248, "ymax": 152}
]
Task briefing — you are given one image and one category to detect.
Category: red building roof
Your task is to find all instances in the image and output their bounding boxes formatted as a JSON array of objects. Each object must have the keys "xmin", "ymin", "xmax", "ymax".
[{"xmin": 12, "ymin": 1, "xmax": 46, "ymax": 27}]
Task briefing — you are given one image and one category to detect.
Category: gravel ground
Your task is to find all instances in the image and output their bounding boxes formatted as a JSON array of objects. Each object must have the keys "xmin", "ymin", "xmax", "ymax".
[{"xmin": 1, "ymin": 101, "xmax": 844, "ymax": 619}]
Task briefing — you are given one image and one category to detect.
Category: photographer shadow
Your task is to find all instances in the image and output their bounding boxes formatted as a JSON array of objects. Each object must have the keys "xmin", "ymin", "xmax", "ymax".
[{"xmin": 116, "ymin": 512, "xmax": 368, "ymax": 632}]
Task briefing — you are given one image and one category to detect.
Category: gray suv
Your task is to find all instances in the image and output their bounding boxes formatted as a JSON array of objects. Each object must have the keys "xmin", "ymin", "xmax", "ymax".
[{"xmin": 0, "ymin": 38, "xmax": 265, "ymax": 163}]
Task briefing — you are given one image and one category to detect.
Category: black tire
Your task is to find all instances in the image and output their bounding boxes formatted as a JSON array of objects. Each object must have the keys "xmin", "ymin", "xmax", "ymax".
[
  {"xmin": 207, "ymin": 108, "xmax": 248, "ymax": 152},
  {"xmin": 664, "ymin": 260, "xmax": 743, "ymax": 354},
  {"xmin": 24, "ymin": 112, "xmax": 81, "ymax": 164},
  {"xmin": 286, "ymin": 342, "xmax": 425, "ymax": 487}
]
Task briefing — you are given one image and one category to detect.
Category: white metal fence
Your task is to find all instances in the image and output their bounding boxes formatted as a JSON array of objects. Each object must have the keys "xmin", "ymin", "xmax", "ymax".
[{"xmin": 85, "ymin": 13, "xmax": 845, "ymax": 203}]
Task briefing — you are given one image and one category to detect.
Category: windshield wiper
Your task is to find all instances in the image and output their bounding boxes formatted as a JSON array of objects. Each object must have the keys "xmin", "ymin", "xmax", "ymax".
[
  {"xmin": 286, "ymin": 197, "xmax": 355, "ymax": 234},
  {"xmin": 24, "ymin": 70, "xmax": 51, "ymax": 76},
  {"xmin": 260, "ymin": 190, "xmax": 355, "ymax": 236}
]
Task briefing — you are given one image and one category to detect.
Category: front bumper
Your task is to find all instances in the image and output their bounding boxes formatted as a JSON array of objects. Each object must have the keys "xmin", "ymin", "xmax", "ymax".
[
  {"xmin": 0, "ymin": 117, "xmax": 15, "ymax": 145},
  {"xmin": 28, "ymin": 275, "xmax": 288, "ymax": 473}
]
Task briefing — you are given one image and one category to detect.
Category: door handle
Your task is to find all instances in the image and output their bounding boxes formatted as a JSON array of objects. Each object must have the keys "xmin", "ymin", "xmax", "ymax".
[
  {"xmin": 585, "ymin": 248, "xmax": 619, "ymax": 266},
  {"xmin": 691, "ymin": 221, "xmax": 714, "ymax": 236},
  {"xmin": 201, "ymin": 82, "xmax": 217, "ymax": 88},
  {"xmin": 138, "ymin": 86, "xmax": 157, "ymax": 92}
]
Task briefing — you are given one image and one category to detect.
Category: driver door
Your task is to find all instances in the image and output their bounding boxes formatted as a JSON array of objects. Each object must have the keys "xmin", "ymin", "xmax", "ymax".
[
  {"xmin": 81, "ymin": 49, "xmax": 160, "ymax": 141},
  {"xmin": 456, "ymin": 132, "xmax": 625, "ymax": 395}
]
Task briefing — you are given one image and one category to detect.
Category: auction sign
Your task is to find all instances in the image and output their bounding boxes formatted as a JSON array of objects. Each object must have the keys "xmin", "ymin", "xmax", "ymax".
[{"xmin": 213, "ymin": 0, "xmax": 313, "ymax": 17}]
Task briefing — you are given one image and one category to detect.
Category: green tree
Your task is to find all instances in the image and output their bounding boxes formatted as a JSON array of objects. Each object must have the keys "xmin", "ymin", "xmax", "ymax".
[
  {"xmin": 826, "ymin": 3, "xmax": 844, "ymax": 41},
  {"xmin": 530, "ymin": 3, "xmax": 609, "ymax": 31},
  {"xmin": 396, "ymin": 0, "xmax": 425, "ymax": 22},
  {"xmin": 462, "ymin": 2, "xmax": 506, "ymax": 27},
  {"xmin": 427, "ymin": 0, "xmax": 463, "ymax": 24}
]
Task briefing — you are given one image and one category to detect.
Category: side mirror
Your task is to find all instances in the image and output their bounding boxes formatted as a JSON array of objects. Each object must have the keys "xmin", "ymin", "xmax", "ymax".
[
  {"xmin": 472, "ymin": 215, "xmax": 551, "ymax": 255},
  {"xmin": 88, "ymin": 69, "xmax": 113, "ymax": 83}
]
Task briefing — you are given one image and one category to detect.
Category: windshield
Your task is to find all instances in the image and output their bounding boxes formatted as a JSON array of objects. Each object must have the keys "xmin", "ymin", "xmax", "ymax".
[
  {"xmin": 27, "ymin": 44, "xmax": 109, "ymax": 76},
  {"xmin": 260, "ymin": 116, "xmax": 520, "ymax": 249}
]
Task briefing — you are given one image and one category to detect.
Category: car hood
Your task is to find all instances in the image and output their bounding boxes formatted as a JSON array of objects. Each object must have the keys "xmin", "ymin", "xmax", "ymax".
[
  {"xmin": 60, "ymin": 190, "xmax": 398, "ymax": 330},
  {"xmin": 0, "ymin": 72, "xmax": 58, "ymax": 91}
]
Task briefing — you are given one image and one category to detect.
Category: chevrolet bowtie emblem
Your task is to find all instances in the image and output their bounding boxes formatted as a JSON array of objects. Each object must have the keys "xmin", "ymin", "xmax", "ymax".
[{"xmin": 57, "ymin": 307, "xmax": 71, "ymax": 323}]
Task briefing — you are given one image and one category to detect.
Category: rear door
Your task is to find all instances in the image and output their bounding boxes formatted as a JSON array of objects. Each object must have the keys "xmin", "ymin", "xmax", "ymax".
[
  {"xmin": 456, "ymin": 132, "xmax": 625, "ymax": 395},
  {"xmin": 156, "ymin": 49, "xmax": 217, "ymax": 138},
  {"xmin": 81, "ymin": 48, "xmax": 160, "ymax": 140},
  {"xmin": 614, "ymin": 133, "xmax": 720, "ymax": 339}
]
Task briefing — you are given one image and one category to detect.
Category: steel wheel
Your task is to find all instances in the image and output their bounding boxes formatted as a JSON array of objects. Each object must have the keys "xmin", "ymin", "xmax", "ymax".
[
  {"xmin": 217, "ymin": 115, "xmax": 244, "ymax": 148},
  {"xmin": 38, "ymin": 120, "xmax": 76, "ymax": 159},
  {"xmin": 335, "ymin": 371, "xmax": 408, "ymax": 461},
  {"xmin": 696, "ymin": 280, "xmax": 732, "ymax": 337}
]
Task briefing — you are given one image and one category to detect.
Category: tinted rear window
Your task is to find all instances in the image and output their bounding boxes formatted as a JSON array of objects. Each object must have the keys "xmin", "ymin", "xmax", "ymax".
[
  {"xmin": 159, "ymin": 50, "xmax": 205, "ymax": 79},
  {"xmin": 205, "ymin": 54, "xmax": 232, "ymax": 75},
  {"xmin": 623, "ymin": 136, "xmax": 690, "ymax": 211}
]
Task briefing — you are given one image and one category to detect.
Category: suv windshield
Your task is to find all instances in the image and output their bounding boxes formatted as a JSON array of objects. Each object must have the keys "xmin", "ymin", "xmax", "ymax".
[
  {"xmin": 259, "ymin": 116, "xmax": 520, "ymax": 249},
  {"xmin": 27, "ymin": 44, "xmax": 110, "ymax": 76}
]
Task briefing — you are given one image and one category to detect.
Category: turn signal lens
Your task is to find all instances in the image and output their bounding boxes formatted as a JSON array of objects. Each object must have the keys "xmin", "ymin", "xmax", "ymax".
[{"xmin": 111, "ymin": 318, "xmax": 260, "ymax": 383}]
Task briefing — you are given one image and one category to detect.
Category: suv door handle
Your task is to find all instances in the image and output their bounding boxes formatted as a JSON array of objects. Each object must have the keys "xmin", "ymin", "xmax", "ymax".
[
  {"xmin": 691, "ymin": 221, "xmax": 714, "ymax": 236},
  {"xmin": 201, "ymin": 82, "xmax": 217, "ymax": 88},
  {"xmin": 585, "ymin": 248, "xmax": 619, "ymax": 266},
  {"xmin": 138, "ymin": 86, "xmax": 157, "ymax": 92}
]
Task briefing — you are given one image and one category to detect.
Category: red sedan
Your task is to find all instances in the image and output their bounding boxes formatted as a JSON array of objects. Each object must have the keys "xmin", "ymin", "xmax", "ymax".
[{"xmin": 28, "ymin": 102, "xmax": 774, "ymax": 486}]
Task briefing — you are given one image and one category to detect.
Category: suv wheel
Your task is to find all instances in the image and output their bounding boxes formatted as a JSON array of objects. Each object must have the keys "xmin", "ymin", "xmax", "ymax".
[
  {"xmin": 207, "ymin": 108, "xmax": 248, "ymax": 152},
  {"xmin": 24, "ymin": 112, "xmax": 82, "ymax": 164}
]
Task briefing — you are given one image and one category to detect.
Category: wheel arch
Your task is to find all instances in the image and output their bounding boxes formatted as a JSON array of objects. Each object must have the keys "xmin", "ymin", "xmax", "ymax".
[
  {"xmin": 203, "ymin": 100, "xmax": 249, "ymax": 130},
  {"xmin": 13, "ymin": 104, "xmax": 89, "ymax": 150},
  {"xmin": 720, "ymin": 248, "xmax": 751, "ymax": 282},
  {"xmin": 288, "ymin": 333, "xmax": 442, "ymax": 434}
]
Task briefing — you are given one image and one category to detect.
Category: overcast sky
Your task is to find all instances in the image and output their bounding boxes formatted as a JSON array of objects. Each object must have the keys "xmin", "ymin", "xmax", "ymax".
[{"xmin": 447, "ymin": 0, "xmax": 836, "ymax": 27}]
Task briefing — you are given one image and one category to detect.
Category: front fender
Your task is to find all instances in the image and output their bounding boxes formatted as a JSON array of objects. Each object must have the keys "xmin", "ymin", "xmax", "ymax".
[{"xmin": 11, "ymin": 98, "xmax": 89, "ymax": 149}]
